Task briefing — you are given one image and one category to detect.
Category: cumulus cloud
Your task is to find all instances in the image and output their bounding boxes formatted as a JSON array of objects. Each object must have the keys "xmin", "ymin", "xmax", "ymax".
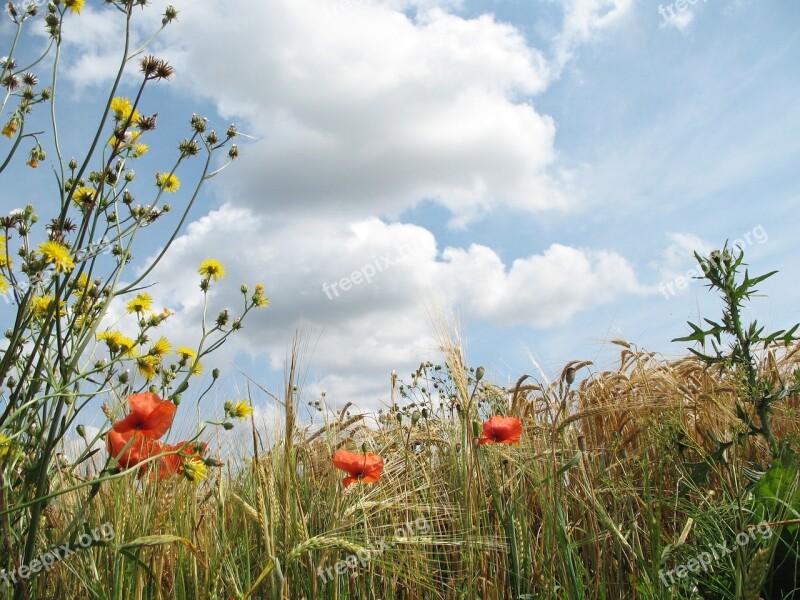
[
  {"xmin": 50, "ymin": 0, "xmax": 649, "ymax": 409},
  {"xmin": 160, "ymin": 0, "xmax": 563, "ymax": 227},
  {"xmin": 138, "ymin": 205, "xmax": 645, "ymax": 405}
]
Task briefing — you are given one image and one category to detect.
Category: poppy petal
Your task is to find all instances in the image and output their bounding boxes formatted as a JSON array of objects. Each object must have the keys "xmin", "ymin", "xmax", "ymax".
[
  {"xmin": 127, "ymin": 391, "xmax": 163, "ymax": 415},
  {"xmin": 332, "ymin": 449, "xmax": 365, "ymax": 477},
  {"xmin": 138, "ymin": 401, "xmax": 177, "ymax": 439}
]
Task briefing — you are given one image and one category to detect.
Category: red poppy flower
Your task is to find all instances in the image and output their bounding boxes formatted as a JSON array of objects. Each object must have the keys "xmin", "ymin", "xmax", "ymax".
[
  {"xmin": 112, "ymin": 392, "xmax": 177, "ymax": 439},
  {"xmin": 332, "ymin": 449, "xmax": 384, "ymax": 487},
  {"xmin": 479, "ymin": 416, "xmax": 523, "ymax": 445},
  {"xmin": 106, "ymin": 392, "xmax": 176, "ymax": 468}
]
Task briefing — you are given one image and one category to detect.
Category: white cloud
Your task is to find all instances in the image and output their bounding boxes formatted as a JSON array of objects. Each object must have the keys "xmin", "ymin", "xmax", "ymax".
[
  {"xmin": 161, "ymin": 0, "xmax": 563, "ymax": 227},
  {"xmin": 552, "ymin": 0, "xmax": 634, "ymax": 75},
  {"xmin": 139, "ymin": 204, "xmax": 645, "ymax": 406}
]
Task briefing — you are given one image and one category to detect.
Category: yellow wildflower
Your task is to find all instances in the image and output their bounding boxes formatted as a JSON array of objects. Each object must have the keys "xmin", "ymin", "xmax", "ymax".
[
  {"xmin": 252, "ymin": 283, "xmax": 269, "ymax": 308},
  {"xmin": 97, "ymin": 330, "xmax": 136, "ymax": 356},
  {"xmin": 109, "ymin": 97, "xmax": 140, "ymax": 124},
  {"xmin": 38, "ymin": 240, "xmax": 75, "ymax": 273},
  {"xmin": 71, "ymin": 186, "xmax": 96, "ymax": 208},
  {"xmin": 198, "ymin": 259, "xmax": 225, "ymax": 281},
  {"xmin": 2, "ymin": 117, "xmax": 19, "ymax": 138},
  {"xmin": 132, "ymin": 144, "xmax": 148, "ymax": 157},
  {"xmin": 150, "ymin": 336, "xmax": 171, "ymax": 356},
  {"xmin": 65, "ymin": 0, "xmax": 84, "ymax": 14},
  {"xmin": 229, "ymin": 401, "xmax": 254, "ymax": 420},
  {"xmin": 182, "ymin": 458, "xmax": 208, "ymax": 483},
  {"xmin": 126, "ymin": 292, "xmax": 153, "ymax": 314},
  {"xmin": 0, "ymin": 275, "xmax": 8, "ymax": 294},
  {"xmin": 31, "ymin": 295, "xmax": 66, "ymax": 319},
  {"xmin": 156, "ymin": 172, "xmax": 180, "ymax": 193},
  {"xmin": 177, "ymin": 346, "xmax": 197, "ymax": 360},
  {"xmin": 136, "ymin": 355, "xmax": 160, "ymax": 380},
  {"xmin": 72, "ymin": 273, "xmax": 94, "ymax": 296}
]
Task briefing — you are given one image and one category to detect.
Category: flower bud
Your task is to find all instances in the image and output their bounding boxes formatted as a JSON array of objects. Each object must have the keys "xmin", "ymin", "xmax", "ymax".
[
  {"xmin": 223, "ymin": 421, "xmax": 234, "ymax": 430},
  {"xmin": 76, "ymin": 425, "xmax": 86, "ymax": 438},
  {"xmin": 212, "ymin": 368, "xmax": 220, "ymax": 379},
  {"xmin": 475, "ymin": 366, "xmax": 485, "ymax": 382}
]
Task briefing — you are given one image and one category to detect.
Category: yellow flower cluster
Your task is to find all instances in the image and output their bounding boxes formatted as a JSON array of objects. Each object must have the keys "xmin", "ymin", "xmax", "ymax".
[
  {"xmin": 97, "ymin": 330, "xmax": 137, "ymax": 357},
  {"xmin": 0, "ymin": 236, "xmax": 9, "ymax": 294},
  {"xmin": 110, "ymin": 97, "xmax": 140, "ymax": 125}
]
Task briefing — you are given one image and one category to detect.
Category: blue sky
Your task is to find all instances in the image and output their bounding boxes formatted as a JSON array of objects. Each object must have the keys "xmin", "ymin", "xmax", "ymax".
[{"xmin": 2, "ymin": 0, "xmax": 799, "ymax": 435}]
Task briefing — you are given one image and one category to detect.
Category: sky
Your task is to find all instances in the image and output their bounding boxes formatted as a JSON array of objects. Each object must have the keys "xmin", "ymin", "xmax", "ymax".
[{"xmin": 2, "ymin": 0, "xmax": 799, "ymax": 439}]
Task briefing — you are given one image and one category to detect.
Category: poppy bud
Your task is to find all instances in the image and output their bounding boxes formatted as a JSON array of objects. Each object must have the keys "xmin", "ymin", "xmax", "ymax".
[
  {"xmin": 565, "ymin": 367, "xmax": 576, "ymax": 385},
  {"xmin": 361, "ymin": 442, "xmax": 368, "ymax": 453},
  {"xmin": 173, "ymin": 394, "xmax": 181, "ymax": 405},
  {"xmin": 475, "ymin": 366, "xmax": 485, "ymax": 382},
  {"xmin": 149, "ymin": 385, "xmax": 158, "ymax": 395},
  {"xmin": 76, "ymin": 425, "xmax": 86, "ymax": 438},
  {"xmin": 223, "ymin": 422, "xmax": 234, "ymax": 430},
  {"xmin": 411, "ymin": 410, "xmax": 421, "ymax": 425},
  {"xmin": 421, "ymin": 408, "xmax": 428, "ymax": 419},
  {"xmin": 212, "ymin": 368, "xmax": 220, "ymax": 379}
]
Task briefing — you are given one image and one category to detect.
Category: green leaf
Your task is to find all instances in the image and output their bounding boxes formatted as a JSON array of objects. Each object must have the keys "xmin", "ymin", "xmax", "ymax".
[{"xmin": 753, "ymin": 452, "xmax": 800, "ymax": 532}]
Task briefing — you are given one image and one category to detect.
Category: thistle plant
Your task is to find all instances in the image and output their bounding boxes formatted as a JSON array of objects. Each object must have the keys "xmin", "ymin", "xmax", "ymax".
[
  {"xmin": 672, "ymin": 243, "xmax": 799, "ymax": 459},
  {"xmin": 0, "ymin": 2, "xmax": 265, "ymax": 598}
]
